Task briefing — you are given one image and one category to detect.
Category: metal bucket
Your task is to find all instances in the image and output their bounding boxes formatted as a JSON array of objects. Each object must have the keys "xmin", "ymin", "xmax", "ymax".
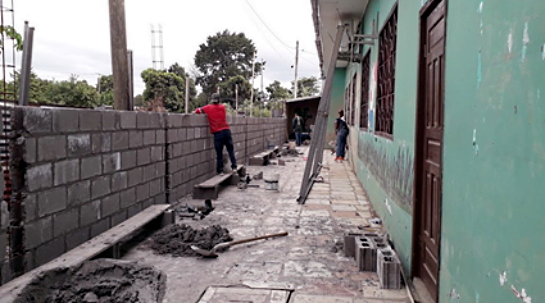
[{"xmin": 264, "ymin": 174, "xmax": 280, "ymax": 191}]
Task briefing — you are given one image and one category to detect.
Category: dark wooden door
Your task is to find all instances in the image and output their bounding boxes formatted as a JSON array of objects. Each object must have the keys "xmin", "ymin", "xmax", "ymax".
[{"xmin": 414, "ymin": 0, "xmax": 446, "ymax": 301}]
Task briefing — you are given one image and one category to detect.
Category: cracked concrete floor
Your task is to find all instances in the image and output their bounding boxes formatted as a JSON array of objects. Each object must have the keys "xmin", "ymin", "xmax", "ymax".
[{"xmin": 123, "ymin": 148, "xmax": 410, "ymax": 303}]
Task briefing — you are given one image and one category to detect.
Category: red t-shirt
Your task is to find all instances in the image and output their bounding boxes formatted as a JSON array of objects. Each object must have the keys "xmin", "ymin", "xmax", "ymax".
[{"xmin": 195, "ymin": 104, "xmax": 230, "ymax": 134}]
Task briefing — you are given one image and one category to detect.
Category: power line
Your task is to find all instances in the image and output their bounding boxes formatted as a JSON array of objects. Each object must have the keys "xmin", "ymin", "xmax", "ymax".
[{"xmin": 241, "ymin": 0, "xmax": 295, "ymax": 52}]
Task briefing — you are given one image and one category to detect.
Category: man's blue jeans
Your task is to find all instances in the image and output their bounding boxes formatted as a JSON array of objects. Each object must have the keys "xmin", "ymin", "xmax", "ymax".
[
  {"xmin": 295, "ymin": 132, "xmax": 302, "ymax": 146},
  {"xmin": 214, "ymin": 129, "xmax": 237, "ymax": 173},
  {"xmin": 336, "ymin": 129, "xmax": 348, "ymax": 158}
]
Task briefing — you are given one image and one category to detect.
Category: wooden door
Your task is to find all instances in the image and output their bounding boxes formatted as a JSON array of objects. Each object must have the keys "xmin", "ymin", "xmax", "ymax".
[{"xmin": 413, "ymin": 0, "xmax": 446, "ymax": 301}]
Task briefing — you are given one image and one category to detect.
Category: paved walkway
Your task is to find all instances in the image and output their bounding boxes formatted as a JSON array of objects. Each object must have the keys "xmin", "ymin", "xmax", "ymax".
[{"xmin": 124, "ymin": 147, "xmax": 410, "ymax": 303}]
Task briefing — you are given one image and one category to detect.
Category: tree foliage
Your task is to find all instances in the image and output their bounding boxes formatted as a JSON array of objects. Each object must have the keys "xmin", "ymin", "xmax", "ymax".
[
  {"xmin": 291, "ymin": 76, "xmax": 320, "ymax": 98},
  {"xmin": 194, "ymin": 30, "xmax": 262, "ymax": 96},
  {"xmin": 218, "ymin": 75, "xmax": 252, "ymax": 107},
  {"xmin": 0, "ymin": 26, "xmax": 23, "ymax": 54},
  {"xmin": 266, "ymin": 80, "xmax": 291, "ymax": 101},
  {"xmin": 141, "ymin": 64, "xmax": 197, "ymax": 112}
]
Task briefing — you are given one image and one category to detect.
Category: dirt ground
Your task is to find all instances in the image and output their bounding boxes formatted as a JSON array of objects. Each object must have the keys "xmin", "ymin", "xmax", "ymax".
[{"xmin": 123, "ymin": 149, "xmax": 410, "ymax": 303}]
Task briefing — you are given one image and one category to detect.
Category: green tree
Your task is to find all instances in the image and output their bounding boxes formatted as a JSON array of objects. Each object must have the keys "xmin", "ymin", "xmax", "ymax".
[
  {"xmin": 97, "ymin": 75, "xmax": 114, "ymax": 106},
  {"xmin": 141, "ymin": 64, "xmax": 197, "ymax": 112},
  {"xmin": 266, "ymin": 80, "xmax": 291, "ymax": 100},
  {"xmin": 47, "ymin": 75, "xmax": 100, "ymax": 107},
  {"xmin": 291, "ymin": 76, "xmax": 320, "ymax": 98},
  {"xmin": 194, "ymin": 30, "xmax": 262, "ymax": 96},
  {"xmin": 0, "ymin": 26, "xmax": 23, "ymax": 53},
  {"xmin": 134, "ymin": 94, "xmax": 144, "ymax": 107},
  {"xmin": 218, "ymin": 75, "xmax": 252, "ymax": 107}
]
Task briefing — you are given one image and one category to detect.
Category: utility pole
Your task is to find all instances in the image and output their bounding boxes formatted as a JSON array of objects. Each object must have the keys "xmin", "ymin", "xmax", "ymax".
[
  {"xmin": 294, "ymin": 40, "xmax": 299, "ymax": 99},
  {"xmin": 185, "ymin": 74, "xmax": 190, "ymax": 114},
  {"xmin": 109, "ymin": 0, "xmax": 130, "ymax": 110},
  {"xmin": 260, "ymin": 58, "xmax": 265, "ymax": 117},
  {"xmin": 249, "ymin": 51, "xmax": 256, "ymax": 117},
  {"xmin": 235, "ymin": 84, "xmax": 239, "ymax": 112}
]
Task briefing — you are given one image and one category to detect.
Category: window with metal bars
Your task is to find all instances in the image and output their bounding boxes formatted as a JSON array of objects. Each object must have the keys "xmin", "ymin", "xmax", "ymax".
[
  {"xmin": 350, "ymin": 74, "xmax": 357, "ymax": 125},
  {"xmin": 375, "ymin": 4, "xmax": 398, "ymax": 138},
  {"xmin": 360, "ymin": 52, "xmax": 371, "ymax": 130},
  {"xmin": 344, "ymin": 86, "xmax": 350, "ymax": 123}
]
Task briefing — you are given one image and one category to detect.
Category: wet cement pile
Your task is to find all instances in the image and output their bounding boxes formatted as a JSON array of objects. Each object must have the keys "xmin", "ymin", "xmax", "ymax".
[
  {"xmin": 15, "ymin": 259, "xmax": 166, "ymax": 303},
  {"xmin": 151, "ymin": 224, "xmax": 232, "ymax": 257}
]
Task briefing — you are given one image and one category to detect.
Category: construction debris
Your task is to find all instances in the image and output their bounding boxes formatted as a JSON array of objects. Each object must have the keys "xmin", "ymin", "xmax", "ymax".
[
  {"xmin": 15, "ymin": 259, "xmax": 166, "ymax": 303},
  {"xmin": 150, "ymin": 224, "xmax": 232, "ymax": 257}
]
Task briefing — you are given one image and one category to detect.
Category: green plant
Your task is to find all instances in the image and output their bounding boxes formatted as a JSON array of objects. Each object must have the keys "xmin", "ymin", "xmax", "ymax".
[{"xmin": 0, "ymin": 26, "xmax": 23, "ymax": 53}]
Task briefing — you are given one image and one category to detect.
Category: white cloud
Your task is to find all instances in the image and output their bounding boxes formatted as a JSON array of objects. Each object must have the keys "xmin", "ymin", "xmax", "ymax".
[{"xmin": 14, "ymin": 0, "xmax": 320, "ymax": 95}]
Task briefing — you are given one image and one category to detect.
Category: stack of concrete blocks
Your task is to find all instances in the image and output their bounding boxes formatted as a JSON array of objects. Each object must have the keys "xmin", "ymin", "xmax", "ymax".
[
  {"xmin": 377, "ymin": 248, "xmax": 402, "ymax": 289},
  {"xmin": 355, "ymin": 237, "xmax": 377, "ymax": 272},
  {"xmin": 343, "ymin": 232, "xmax": 364, "ymax": 259},
  {"xmin": 0, "ymin": 106, "xmax": 286, "ymax": 285}
]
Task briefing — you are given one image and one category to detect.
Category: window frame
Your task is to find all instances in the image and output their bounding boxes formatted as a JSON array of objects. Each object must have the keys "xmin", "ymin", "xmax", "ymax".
[{"xmin": 360, "ymin": 51, "xmax": 371, "ymax": 130}]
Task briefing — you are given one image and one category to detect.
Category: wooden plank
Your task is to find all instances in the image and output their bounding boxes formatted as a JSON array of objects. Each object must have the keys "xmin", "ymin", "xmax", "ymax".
[
  {"xmin": 198, "ymin": 173, "xmax": 232, "ymax": 188},
  {"xmin": 0, "ymin": 204, "xmax": 170, "ymax": 302}
]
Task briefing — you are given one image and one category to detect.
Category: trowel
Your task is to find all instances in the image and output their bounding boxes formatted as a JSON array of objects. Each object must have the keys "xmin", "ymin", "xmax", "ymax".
[{"xmin": 191, "ymin": 231, "xmax": 288, "ymax": 258}]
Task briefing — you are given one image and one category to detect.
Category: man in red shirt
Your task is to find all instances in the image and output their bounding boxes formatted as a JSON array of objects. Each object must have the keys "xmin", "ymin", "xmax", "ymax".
[{"xmin": 195, "ymin": 93, "xmax": 237, "ymax": 175}]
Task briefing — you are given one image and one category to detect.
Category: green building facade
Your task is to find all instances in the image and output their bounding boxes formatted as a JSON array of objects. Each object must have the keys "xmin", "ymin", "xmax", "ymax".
[{"xmin": 315, "ymin": 0, "xmax": 545, "ymax": 302}]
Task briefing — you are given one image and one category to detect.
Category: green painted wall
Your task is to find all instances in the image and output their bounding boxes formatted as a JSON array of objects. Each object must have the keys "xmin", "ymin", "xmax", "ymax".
[
  {"xmin": 440, "ymin": 1, "xmax": 545, "ymax": 302},
  {"xmin": 340, "ymin": 0, "xmax": 422, "ymax": 272},
  {"xmin": 326, "ymin": 68, "xmax": 347, "ymax": 146}
]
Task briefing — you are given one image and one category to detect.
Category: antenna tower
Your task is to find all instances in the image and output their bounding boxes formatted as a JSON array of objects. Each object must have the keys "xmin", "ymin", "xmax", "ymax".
[{"xmin": 150, "ymin": 24, "xmax": 164, "ymax": 70}]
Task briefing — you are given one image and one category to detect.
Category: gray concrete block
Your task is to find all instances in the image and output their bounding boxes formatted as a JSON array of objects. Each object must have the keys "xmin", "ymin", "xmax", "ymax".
[
  {"xmin": 38, "ymin": 136, "xmax": 67, "ymax": 161},
  {"xmin": 136, "ymin": 112, "xmax": 151, "ymax": 129},
  {"xmin": 67, "ymin": 180, "xmax": 91, "ymax": 206},
  {"xmin": 110, "ymin": 210, "xmax": 127, "ymax": 227},
  {"xmin": 80, "ymin": 200, "xmax": 101, "ymax": 226},
  {"xmin": 54, "ymin": 159, "xmax": 80, "ymax": 186},
  {"xmin": 167, "ymin": 129, "xmax": 177, "ymax": 144},
  {"xmin": 156, "ymin": 162, "xmax": 165, "ymax": 178},
  {"xmin": 149, "ymin": 112, "xmax": 164, "ymax": 128},
  {"xmin": 81, "ymin": 156, "xmax": 102, "ymax": 179},
  {"xmin": 26, "ymin": 163, "xmax": 53, "ymax": 191},
  {"xmin": 67, "ymin": 134, "xmax": 92, "ymax": 157},
  {"xmin": 154, "ymin": 194, "xmax": 166, "ymax": 205},
  {"xmin": 24, "ymin": 136, "xmax": 37, "ymax": 164},
  {"xmin": 66, "ymin": 226, "xmax": 90, "ymax": 250},
  {"xmin": 143, "ymin": 164, "xmax": 155, "ymax": 182},
  {"xmin": 355, "ymin": 237, "xmax": 377, "ymax": 272},
  {"xmin": 79, "ymin": 110, "xmax": 101, "ymax": 131},
  {"xmin": 129, "ymin": 130, "xmax": 143, "ymax": 148},
  {"xmin": 177, "ymin": 129, "xmax": 187, "ymax": 141},
  {"xmin": 127, "ymin": 203, "xmax": 142, "ymax": 217},
  {"xmin": 102, "ymin": 152, "xmax": 121, "ymax": 174},
  {"xmin": 102, "ymin": 110, "xmax": 117, "ymax": 131},
  {"xmin": 92, "ymin": 133, "xmax": 112, "ymax": 154},
  {"xmin": 0, "ymin": 233, "xmax": 6, "ymax": 263},
  {"xmin": 38, "ymin": 187, "xmax": 67, "ymax": 217},
  {"xmin": 121, "ymin": 150, "xmax": 137, "ymax": 170},
  {"xmin": 112, "ymin": 131, "xmax": 129, "ymax": 151},
  {"xmin": 90, "ymin": 218, "xmax": 110, "ymax": 238},
  {"xmin": 52, "ymin": 109, "xmax": 78, "ymax": 133},
  {"xmin": 25, "ymin": 216, "xmax": 53, "ymax": 249},
  {"xmin": 137, "ymin": 147, "xmax": 151, "ymax": 165},
  {"xmin": 91, "ymin": 175, "xmax": 111, "ymax": 199},
  {"xmin": 119, "ymin": 111, "xmax": 137, "ymax": 129},
  {"xmin": 187, "ymin": 128, "xmax": 195, "ymax": 140},
  {"xmin": 142, "ymin": 198, "xmax": 154, "ymax": 209},
  {"xmin": 24, "ymin": 193, "xmax": 38, "ymax": 221},
  {"xmin": 35, "ymin": 237, "xmax": 65, "ymax": 267},
  {"xmin": 150, "ymin": 178, "xmax": 162, "ymax": 196},
  {"xmin": 112, "ymin": 171, "xmax": 128, "ymax": 192},
  {"xmin": 102, "ymin": 193, "xmax": 120, "ymax": 217},
  {"xmin": 127, "ymin": 167, "xmax": 142, "ymax": 187},
  {"xmin": 167, "ymin": 113, "xmax": 183, "ymax": 128},
  {"xmin": 120, "ymin": 187, "xmax": 136, "ymax": 209},
  {"xmin": 156, "ymin": 130, "xmax": 165, "ymax": 144},
  {"xmin": 136, "ymin": 183, "xmax": 150, "ymax": 202},
  {"xmin": 23, "ymin": 107, "xmax": 52, "ymax": 134},
  {"xmin": 143, "ymin": 130, "xmax": 155, "ymax": 146},
  {"xmin": 378, "ymin": 249, "xmax": 401, "ymax": 289},
  {"xmin": 150, "ymin": 146, "xmax": 163, "ymax": 162},
  {"xmin": 53, "ymin": 208, "xmax": 79, "ymax": 237}
]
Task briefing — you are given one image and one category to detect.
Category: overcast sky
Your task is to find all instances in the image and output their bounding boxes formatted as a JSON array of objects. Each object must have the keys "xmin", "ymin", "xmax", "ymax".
[{"xmin": 14, "ymin": 0, "xmax": 321, "ymax": 95}]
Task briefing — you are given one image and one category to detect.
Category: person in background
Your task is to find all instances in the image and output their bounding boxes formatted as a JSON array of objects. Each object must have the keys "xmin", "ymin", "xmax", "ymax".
[
  {"xmin": 292, "ymin": 112, "xmax": 304, "ymax": 146},
  {"xmin": 334, "ymin": 109, "xmax": 349, "ymax": 162},
  {"xmin": 195, "ymin": 93, "xmax": 237, "ymax": 175}
]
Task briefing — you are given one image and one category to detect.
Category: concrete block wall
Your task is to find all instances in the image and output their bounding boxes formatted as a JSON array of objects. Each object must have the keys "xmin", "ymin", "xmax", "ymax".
[{"xmin": 1, "ymin": 106, "xmax": 285, "ymax": 283}]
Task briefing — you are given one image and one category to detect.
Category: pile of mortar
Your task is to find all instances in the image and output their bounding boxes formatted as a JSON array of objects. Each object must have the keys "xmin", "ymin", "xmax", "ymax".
[
  {"xmin": 15, "ymin": 259, "xmax": 166, "ymax": 303},
  {"xmin": 150, "ymin": 224, "xmax": 232, "ymax": 257}
]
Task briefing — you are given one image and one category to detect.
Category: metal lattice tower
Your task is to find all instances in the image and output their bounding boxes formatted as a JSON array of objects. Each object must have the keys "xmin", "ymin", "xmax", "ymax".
[{"xmin": 151, "ymin": 24, "xmax": 164, "ymax": 70}]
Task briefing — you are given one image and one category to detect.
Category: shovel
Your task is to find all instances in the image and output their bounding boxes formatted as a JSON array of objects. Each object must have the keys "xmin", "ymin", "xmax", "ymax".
[{"xmin": 191, "ymin": 231, "xmax": 288, "ymax": 258}]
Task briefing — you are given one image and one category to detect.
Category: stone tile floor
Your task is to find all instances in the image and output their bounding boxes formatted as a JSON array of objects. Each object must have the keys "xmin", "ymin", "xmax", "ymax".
[{"xmin": 124, "ymin": 148, "xmax": 410, "ymax": 303}]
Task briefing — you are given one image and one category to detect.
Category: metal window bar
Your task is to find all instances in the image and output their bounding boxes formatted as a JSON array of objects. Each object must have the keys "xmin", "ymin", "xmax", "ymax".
[
  {"xmin": 351, "ymin": 73, "xmax": 357, "ymax": 125},
  {"xmin": 298, "ymin": 25, "xmax": 345, "ymax": 204},
  {"xmin": 360, "ymin": 52, "xmax": 371, "ymax": 129},
  {"xmin": 375, "ymin": 6, "xmax": 398, "ymax": 137}
]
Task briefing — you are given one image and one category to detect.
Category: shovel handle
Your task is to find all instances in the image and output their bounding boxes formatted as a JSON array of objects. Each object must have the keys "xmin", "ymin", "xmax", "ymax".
[{"xmin": 229, "ymin": 231, "xmax": 288, "ymax": 246}]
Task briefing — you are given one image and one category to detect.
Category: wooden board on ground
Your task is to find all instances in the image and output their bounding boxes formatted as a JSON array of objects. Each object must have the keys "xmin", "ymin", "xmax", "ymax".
[{"xmin": 0, "ymin": 204, "xmax": 171, "ymax": 303}]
